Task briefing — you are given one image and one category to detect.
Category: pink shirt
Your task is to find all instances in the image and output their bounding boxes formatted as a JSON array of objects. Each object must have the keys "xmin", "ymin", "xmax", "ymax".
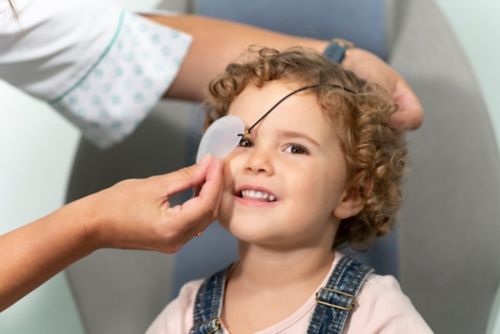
[{"xmin": 146, "ymin": 254, "xmax": 433, "ymax": 333}]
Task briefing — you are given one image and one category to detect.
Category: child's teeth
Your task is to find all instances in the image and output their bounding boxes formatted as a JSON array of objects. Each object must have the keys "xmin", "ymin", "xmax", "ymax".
[{"xmin": 241, "ymin": 190, "xmax": 276, "ymax": 202}]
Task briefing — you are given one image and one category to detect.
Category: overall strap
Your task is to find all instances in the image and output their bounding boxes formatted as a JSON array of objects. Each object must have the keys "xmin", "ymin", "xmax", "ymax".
[
  {"xmin": 307, "ymin": 255, "xmax": 374, "ymax": 334},
  {"xmin": 189, "ymin": 266, "xmax": 231, "ymax": 334}
]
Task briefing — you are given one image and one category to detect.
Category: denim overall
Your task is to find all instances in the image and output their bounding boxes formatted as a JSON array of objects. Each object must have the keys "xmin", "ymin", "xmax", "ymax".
[{"xmin": 189, "ymin": 255, "xmax": 374, "ymax": 334}]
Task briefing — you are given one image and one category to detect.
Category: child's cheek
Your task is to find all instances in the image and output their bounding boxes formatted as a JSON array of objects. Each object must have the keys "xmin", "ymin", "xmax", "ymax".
[{"xmin": 223, "ymin": 152, "xmax": 245, "ymax": 182}]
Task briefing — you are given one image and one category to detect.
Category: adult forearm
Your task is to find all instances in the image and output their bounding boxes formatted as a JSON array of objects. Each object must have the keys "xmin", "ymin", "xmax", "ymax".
[
  {"xmin": 0, "ymin": 157, "xmax": 222, "ymax": 311},
  {"xmin": 145, "ymin": 14, "xmax": 327, "ymax": 102},
  {"xmin": 0, "ymin": 200, "xmax": 94, "ymax": 311},
  {"xmin": 146, "ymin": 14, "xmax": 422, "ymax": 129}
]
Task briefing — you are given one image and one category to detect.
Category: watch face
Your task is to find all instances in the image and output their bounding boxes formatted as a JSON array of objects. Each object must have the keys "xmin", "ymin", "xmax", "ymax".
[
  {"xmin": 324, "ymin": 43, "xmax": 346, "ymax": 64},
  {"xmin": 196, "ymin": 115, "xmax": 245, "ymax": 163}
]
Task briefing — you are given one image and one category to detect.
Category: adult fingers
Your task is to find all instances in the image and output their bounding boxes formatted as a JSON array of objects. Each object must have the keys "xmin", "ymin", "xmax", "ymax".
[
  {"xmin": 196, "ymin": 156, "xmax": 223, "ymax": 205},
  {"xmin": 152, "ymin": 155, "xmax": 213, "ymax": 197},
  {"xmin": 161, "ymin": 156, "xmax": 222, "ymax": 239},
  {"xmin": 391, "ymin": 78, "xmax": 424, "ymax": 130},
  {"xmin": 169, "ymin": 157, "xmax": 223, "ymax": 225}
]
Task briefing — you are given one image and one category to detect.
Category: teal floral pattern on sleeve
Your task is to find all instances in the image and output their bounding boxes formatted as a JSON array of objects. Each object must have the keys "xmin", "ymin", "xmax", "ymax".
[{"xmin": 50, "ymin": 11, "xmax": 192, "ymax": 149}]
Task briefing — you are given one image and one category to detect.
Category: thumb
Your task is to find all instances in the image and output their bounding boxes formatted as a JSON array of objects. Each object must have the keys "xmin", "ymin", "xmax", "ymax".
[
  {"xmin": 391, "ymin": 79, "xmax": 424, "ymax": 130},
  {"xmin": 166, "ymin": 157, "xmax": 223, "ymax": 229},
  {"xmin": 158, "ymin": 155, "xmax": 214, "ymax": 197}
]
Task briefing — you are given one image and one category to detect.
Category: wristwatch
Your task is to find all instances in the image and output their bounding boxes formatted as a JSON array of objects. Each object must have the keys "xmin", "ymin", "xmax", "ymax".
[{"xmin": 323, "ymin": 38, "xmax": 355, "ymax": 64}]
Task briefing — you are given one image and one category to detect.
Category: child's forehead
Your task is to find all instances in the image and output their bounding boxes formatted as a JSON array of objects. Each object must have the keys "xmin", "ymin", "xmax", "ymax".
[
  {"xmin": 227, "ymin": 82, "xmax": 344, "ymax": 143},
  {"xmin": 229, "ymin": 81, "xmax": 344, "ymax": 129},
  {"xmin": 228, "ymin": 81, "xmax": 323, "ymax": 119}
]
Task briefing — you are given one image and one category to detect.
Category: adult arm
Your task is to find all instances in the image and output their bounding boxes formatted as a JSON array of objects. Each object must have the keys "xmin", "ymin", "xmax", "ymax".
[
  {"xmin": 149, "ymin": 14, "xmax": 423, "ymax": 130},
  {"xmin": 1, "ymin": 1, "xmax": 420, "ymax": 151},
  {"xmin": 0, "ymin": 156, "xmax": 222, "ymax": 311}
]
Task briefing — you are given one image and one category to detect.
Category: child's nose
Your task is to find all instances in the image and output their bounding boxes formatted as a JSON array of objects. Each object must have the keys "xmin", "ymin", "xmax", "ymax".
[{"xmin": 244, "ymin": 146, "xmax": 274, "ymax": 175}]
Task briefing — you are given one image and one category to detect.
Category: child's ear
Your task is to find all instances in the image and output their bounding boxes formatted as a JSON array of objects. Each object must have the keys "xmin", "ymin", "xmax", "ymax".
[{"xmin": 333, "ymin": 185, "xmax": 365, "ymax": 220}]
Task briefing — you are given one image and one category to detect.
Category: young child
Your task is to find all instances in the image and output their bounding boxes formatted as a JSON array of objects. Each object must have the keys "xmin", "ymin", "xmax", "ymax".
[{"xmin": 146, "ymin": 47, "xmax": 432, "ymax": 333}]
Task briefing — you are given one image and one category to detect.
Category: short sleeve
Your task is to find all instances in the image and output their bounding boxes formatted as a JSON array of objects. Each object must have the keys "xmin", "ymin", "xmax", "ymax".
[
  {"xmin": 49, "ymin": 11, "xmax": 192, "ymax": 148},
  {"xmin": 0, "ymin": 0, "xmax": 192, "ymax": 148},
  {"xmin": 347, "ymin": 274, "xmax": 433, "ymax": 333}
]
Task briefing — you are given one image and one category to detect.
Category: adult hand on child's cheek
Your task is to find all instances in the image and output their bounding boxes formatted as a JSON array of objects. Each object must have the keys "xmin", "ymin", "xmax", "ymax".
[
  {"xmin": 342, "ymin": 48, "xmax": 424, "ymax": 130},
  {"xmin": 82, "ymin": 155, "xmax": 223, "ymax": 254}
]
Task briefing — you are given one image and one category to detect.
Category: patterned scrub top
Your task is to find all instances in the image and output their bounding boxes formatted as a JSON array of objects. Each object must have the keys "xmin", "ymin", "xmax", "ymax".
[{"xmin": 0, "ymin": 0, "xmax": 192, "ymax": 148}]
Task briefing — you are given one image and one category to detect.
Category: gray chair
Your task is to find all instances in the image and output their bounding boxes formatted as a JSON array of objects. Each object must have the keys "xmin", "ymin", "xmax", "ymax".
[
  {"xmin": 64, "ymin": 1, "xmax": 500, "ymax": 333},
  {"xmin": 391, "ymin": 1, "xmax": 500, "ymax": 333},
  {"xmin": 195, "ymin": 0, "xmax": 388, "ymax": 59}
]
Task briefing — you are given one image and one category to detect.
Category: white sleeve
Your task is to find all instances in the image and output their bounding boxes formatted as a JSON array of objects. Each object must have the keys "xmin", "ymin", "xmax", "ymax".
[{"xmin": 0, "ymin": 0, "xmax": 192, "ymax": 148}]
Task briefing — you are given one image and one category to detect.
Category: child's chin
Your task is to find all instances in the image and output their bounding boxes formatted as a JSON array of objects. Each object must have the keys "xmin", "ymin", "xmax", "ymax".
[{"xmin": 226, "ymin": 224, "xmax": 272, "ymax": 243}]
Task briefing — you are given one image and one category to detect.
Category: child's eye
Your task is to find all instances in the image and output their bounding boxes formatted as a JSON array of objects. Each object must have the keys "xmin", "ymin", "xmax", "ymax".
[
  {"xmin": 283, "ymin": 143, "xmax": 309, "ymax": 155},
  {"xmin": 238, "ymin": 136, "xmax": 253, "ymax": 148}
]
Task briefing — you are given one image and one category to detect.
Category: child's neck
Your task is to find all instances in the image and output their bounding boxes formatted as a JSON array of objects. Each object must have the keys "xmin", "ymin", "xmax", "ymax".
[
  {"xmin": 235, "ymin": 243, "xmax": 335, "ymax": 288},
  {"xmin": 221, "ymin": 243, "xmax": 336, "ymax": 333}
]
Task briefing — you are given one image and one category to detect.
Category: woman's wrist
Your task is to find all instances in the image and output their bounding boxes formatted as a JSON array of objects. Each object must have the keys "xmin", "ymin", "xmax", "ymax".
[
  {"xmin": 339, "ymin": 46, "xmax": 360, "ymax": 72},
  {"xmin": 57, "ymin": 194, "xmax": 103, "ymax": 254},
  {"xmin": 300, "ymin": 38, "xmax": 329, "ymax": 56}
]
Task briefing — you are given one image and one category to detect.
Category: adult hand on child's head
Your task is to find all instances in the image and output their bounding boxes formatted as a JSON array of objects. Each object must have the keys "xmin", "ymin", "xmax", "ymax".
[
  {"xmin": 82, "ymin": 155, "xmax": 223, "ymax": 254},
  {"xmin": 342, "ymin": 48, "xmax": 423, "ymax": 130}
]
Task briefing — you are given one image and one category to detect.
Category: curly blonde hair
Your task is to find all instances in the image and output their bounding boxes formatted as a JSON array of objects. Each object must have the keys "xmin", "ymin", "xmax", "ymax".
[{"xmin": 205, "ymin": 47, "xmax": 407, "ymax": 248}]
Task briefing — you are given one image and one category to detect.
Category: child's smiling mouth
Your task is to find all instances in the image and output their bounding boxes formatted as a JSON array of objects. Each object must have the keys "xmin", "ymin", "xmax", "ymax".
[
  {"xmin": 234, "ymin": 185, "xmax": 279, "ymax": 204},
  {"xmin": 240, "ymin": 189, "xmax": 277, "ymax": 202}
]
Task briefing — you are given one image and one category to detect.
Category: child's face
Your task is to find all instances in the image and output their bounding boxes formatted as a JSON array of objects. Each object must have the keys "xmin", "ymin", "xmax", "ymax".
[{"xmin": 218, "ymin": 80, "xmax": 362, "ymax": 249}]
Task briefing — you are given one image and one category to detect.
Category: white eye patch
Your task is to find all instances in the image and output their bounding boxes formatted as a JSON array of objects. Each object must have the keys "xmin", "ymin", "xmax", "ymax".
[{"xmin": 196, "ymin": 115, "xmax": 246, "ymax": 163}]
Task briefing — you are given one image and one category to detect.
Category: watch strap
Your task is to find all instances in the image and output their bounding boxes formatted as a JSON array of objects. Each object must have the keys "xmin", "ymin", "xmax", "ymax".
[{"xmin": 323, "ymin": 38, "xmax": 354, "ymax": 64}]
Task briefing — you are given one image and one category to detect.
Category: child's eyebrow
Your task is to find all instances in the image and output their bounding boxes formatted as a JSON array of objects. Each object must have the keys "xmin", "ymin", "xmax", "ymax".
[{"xmin": 277, "ymin": 129, "xmax": 321, "ymax": 147}]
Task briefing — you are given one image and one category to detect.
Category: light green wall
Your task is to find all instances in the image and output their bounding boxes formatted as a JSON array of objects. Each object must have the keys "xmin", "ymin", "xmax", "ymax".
[
  {"xmin": 0, "ymin": 86, "xmax": 83, "ymax": 333},
  {"xmin": 435, "ymin": 0, "xmax": 500, "ymax": 151},
  {"xmin": 0, "ymin": 274, "xmax": 85, "ymax": 334}
]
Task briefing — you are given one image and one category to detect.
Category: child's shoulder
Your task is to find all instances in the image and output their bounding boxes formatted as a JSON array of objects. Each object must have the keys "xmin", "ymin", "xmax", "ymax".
[
  {"xmin": 361, "ymin": 273, "xmax": 405, "ymax": 301},
  {"xmin": 178, "ymin": 278, "xmax": 205, "ymax": 303},
  {"xmin": 349, "ymin": 272, "xmax": 433, "ymax": 333},
  {"xmin": 145, "ymin": 279, "xmax": 204, "ymax": 334}
]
